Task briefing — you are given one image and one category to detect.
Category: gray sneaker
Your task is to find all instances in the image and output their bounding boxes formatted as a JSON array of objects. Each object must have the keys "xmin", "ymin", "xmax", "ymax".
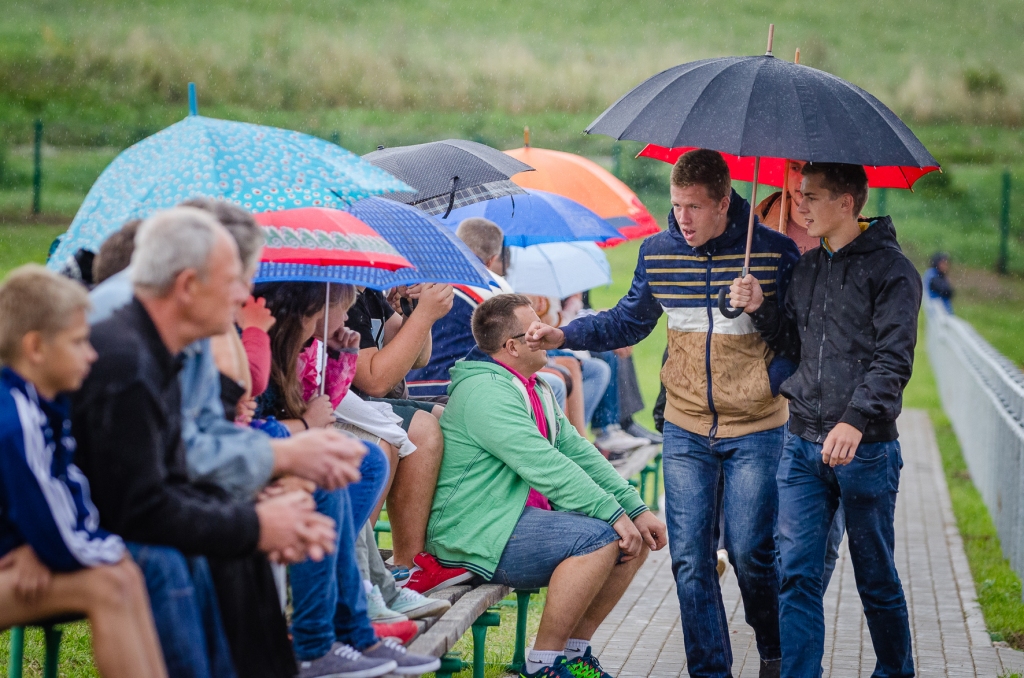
[
  {"xmin": 361, "ymin": 637, "xmax": 441, "ymax": 675},
  {"xmin": 298, "ymin": 643, "xmax": 397, "ymax": 678}
]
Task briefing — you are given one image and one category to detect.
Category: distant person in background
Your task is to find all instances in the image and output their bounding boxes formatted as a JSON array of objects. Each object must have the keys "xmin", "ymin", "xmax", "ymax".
[{"xmin": 923, "ymin": 252, "xmax": 954, "ymax": 314}]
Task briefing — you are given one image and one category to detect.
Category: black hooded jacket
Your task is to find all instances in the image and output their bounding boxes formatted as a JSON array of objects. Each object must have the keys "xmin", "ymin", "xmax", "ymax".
[{"xmin": 749, "ymin": 217, "xmax": 922, "ymax": 443}]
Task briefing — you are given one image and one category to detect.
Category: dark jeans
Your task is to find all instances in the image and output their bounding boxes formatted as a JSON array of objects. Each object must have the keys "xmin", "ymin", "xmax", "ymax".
[
  {"xmin": 591, "ymin": 351, "xmax": 620, "ymax": 429},
  {"xmin": 290, "ymin": 442, "xmax": 390, "ymax": 660},
  {"xmin": 821, "ymin": 504, "xmax": 846, "ymax": 592},
  {"xmin": 127, "ymin": 543, "xmax": 237, "ymax": 678},
  {"xmin": 777, "ymin": 435, "xmax": 913, "ymax": 678},
  {"xmin": 662, "ymin": 423, "xmax": 783, "ymax": 678}
]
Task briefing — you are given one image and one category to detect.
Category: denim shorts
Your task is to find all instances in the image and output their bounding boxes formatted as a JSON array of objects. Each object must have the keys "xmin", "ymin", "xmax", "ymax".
[{"xmin": 489, "ymin": 507, "xmax": 620, "ymax": 589}]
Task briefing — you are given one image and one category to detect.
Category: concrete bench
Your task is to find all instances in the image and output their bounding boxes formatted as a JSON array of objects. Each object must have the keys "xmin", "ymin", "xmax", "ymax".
[{"xmin": 378, "ymin": 441, "xmax": 662, "ymax": 678}]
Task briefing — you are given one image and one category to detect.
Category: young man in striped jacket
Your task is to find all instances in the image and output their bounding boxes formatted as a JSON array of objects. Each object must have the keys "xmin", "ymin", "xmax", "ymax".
[{"xmin": 527, "ymin": 149, "xmax": 800, "ymax": 678}]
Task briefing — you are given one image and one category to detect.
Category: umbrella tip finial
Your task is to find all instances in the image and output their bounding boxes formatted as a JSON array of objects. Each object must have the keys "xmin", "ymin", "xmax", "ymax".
[
  {"xmin": 188, "ymin": 82, "xmax": 198, "ymax": 116},
  {"xmin": 524, "ymin": 126, "xmax": 530, "ymax": 147},
  {"xmin": 794, "ymin": 47, "xmax": 801, "ymax": 64},
  {"xmin": 765, "ymin": 23, "xmax": 775, "ymax": 56}
]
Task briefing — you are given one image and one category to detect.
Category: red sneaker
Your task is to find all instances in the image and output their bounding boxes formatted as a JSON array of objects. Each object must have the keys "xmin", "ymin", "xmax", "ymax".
[
  {"xmin": 403, "ymin": 552, "xmax": 474, "ymax": 595},
  {"xmin": 372, "ymin": 619, "xmax": 418, "ymax": 644}
]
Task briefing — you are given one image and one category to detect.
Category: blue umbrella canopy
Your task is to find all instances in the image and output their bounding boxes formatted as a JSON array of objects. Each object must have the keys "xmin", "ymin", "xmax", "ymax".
[
  {"xmin": 438, "ymin": 189, "xmax": 623, "ymax": 247},
  {"xmin": 48, "ymin": 115, "xmax": 410, "ymax": 269},
  {"xmin": 254, "ymin": 198, "xmax": 493, "ymax": 290}
]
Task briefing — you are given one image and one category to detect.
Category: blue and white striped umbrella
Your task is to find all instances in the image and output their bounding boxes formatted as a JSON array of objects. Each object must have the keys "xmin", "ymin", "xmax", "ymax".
[
  {"xmin": 48, "ymin": 114, "xmax": 409, "ymax": 269},
  {"xmin": 254, "ymin": 198, "xmax": 493, "ymax": 290}
]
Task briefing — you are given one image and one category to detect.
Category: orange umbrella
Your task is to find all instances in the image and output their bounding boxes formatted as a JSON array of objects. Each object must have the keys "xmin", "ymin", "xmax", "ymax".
[{"xmin": 504, "ymin": 130, "xmax": 660, "ymax": 247}]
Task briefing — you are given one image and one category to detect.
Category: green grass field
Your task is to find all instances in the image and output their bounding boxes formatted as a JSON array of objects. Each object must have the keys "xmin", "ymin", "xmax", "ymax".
[{"xmin": 3, "ymin": 0, "xmax": 1024, "ymax": 145}]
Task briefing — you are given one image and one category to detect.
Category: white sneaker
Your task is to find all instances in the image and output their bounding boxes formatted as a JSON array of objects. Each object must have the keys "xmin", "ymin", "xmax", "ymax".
[
  {"xmin": 365, "ymin": 584, "xmax": 408, "ymax": 623},
  {"xmin": 595, "ymin": 425, "xmax": 648, "ymax": 454},
  {"xmin": 717, "ymin": 549, "xmax": 730, "ymax": 586},
  {"xmin": 389, "ymin": 585, "xmax": 452, "ymax": 620}
]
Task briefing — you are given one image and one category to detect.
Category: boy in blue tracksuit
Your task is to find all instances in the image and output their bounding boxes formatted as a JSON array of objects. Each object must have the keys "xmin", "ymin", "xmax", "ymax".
[{"xmin": 0, "ymin": 264, "xmax": 167, "ymax": 678}]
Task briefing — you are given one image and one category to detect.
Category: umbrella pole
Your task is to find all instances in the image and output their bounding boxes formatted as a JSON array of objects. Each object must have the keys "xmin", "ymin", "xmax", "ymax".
[
  {"xmin": 320, "ymin": 282, "xmax": 330, "ymax": 397},
  {"xmin": 779, "ymin": 160, "xmax": 790, "ymax": 235},
  {"xmin": 778, "ymin": 50, "xmax": 800, "ymax": 235},
  {"xmin": 719, "ymin": 156, "xmax": 761, "ymax": 319},
  {"xmin": 744, "ymin": 156, "xmax": 762, "ymax": 275}
]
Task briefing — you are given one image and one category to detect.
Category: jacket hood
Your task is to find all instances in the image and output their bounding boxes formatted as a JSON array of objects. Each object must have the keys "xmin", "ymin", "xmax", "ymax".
[
  {"xmin": 448, "ymin": 347, "xmax": 513, "ymax": 393},
  {"xmin": 840, "ymin": 216, "xmax": 902, "ymax": 256},
  {"xmin": 666, "ymin": 188, "xmax": 754, "ymax": 256}
]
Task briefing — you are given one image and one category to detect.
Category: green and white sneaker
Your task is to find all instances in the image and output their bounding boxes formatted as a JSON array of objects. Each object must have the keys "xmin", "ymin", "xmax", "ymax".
[
  {"xmin": 389, "ymin": 585, "xmax": 452, "ymax": 620},
  {"xmin": 566, "ymin": 648, "xmax": 614, "ymax": 678},
  {"xmin": 365, "ymin": 584, "xmax": 408, "ymax": 623},
  {"xmin": 519, "ymin": 656, "xmax": 576, "ymax": 678}
]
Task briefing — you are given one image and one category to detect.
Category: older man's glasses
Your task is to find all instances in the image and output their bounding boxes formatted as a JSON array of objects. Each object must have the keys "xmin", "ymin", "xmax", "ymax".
[{"xmin": 508, "ymin": 332, "xmax": 527, "ymax": 343}]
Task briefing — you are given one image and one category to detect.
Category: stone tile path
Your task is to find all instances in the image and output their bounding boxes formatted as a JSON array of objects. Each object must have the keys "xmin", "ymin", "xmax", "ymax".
[{"xmin": 590, "ymin": 410, "xmax": 1024, "ymax": 677}]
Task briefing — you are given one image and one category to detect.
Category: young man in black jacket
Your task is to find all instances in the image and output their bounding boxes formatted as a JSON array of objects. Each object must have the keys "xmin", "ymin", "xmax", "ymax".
[{"xmin": 730, "ymin": 163, "xmax": 921, "ymax": 678}]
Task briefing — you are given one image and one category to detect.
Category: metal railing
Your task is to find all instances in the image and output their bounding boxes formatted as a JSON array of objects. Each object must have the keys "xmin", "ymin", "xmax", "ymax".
[{"xmin": 926, "ymin": 298, "xmax": 1024, "ymax": 581}]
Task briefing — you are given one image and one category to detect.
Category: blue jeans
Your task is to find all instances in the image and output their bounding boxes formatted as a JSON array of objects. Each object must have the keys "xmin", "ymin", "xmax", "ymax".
[
  {"xmin": 290, "ymin": 442, "xmax": 390, "ymax": 660},
  {"xmin": 777, "ymin": 435, "xmax": 912, "ymax": 678},
  {"xmin": 591, "ymin": 352, "xmax": 620, "ymax": 429},
  {"xmin": 127, "ymin": 543, "xmax": 237, "ymax": 678},
  {"xmin": 489, "ymin": 507, "xmax": 619, "ymax": 589},
  {"xmin": 821, "ymin": 504, "xmax": 845, "ymax": 592},
  {"xmin": 580, "ymin": 357, "xmax": 611, "ymax": 427},
  {"xmin": 662, "ymin": 423, "xmax": 784, "ymax": 677}
]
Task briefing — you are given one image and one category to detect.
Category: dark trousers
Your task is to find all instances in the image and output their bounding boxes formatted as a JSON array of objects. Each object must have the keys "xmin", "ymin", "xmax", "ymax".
[
  {"xmin": 662, "ymin": 423, "xmax": 784, "ymax": 678},
  {"xmin": 127, "ymin": 543, "xmax": 237, "ymax": 678},
  {"xmin": 777, "ymin": 435, "xmax": 913, "ymax": 678}
]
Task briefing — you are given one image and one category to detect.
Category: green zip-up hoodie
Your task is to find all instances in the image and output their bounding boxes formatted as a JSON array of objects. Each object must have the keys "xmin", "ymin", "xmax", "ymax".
[{"xmin": 426, "ymin": 349, "xmax": 649, "ymax": 579}]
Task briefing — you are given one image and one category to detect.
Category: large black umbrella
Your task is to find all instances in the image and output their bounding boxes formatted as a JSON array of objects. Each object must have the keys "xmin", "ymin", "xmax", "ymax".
[
  {"xmin": 585, "ymin": 26, "xmax": 938, "ymax": 316},
  {"xmin": 363, "ymin": 139, "xmax": 534, "ymax": 218}
]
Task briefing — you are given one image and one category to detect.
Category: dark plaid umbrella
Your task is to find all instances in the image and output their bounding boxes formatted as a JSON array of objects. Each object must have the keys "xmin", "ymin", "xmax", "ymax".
[
  {"xmin": 585, "ymin": 26, "xmax": 938, "ymax": 317},
  {"xmin": 363, "ymin": 139, "xmax": 534, "ymax": 217}
]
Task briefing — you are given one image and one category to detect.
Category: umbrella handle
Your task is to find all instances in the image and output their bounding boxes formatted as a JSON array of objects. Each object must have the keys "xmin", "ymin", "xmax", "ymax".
[{"xmin": 718, "ymin": 287, "xmax": 744, "ymax": 319}]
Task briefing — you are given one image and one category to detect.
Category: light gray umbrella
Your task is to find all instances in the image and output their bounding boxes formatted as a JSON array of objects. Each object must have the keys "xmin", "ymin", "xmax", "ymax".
[{"xmin": 363, "ymin": 139, "xmax": 534, "ymax": 217}]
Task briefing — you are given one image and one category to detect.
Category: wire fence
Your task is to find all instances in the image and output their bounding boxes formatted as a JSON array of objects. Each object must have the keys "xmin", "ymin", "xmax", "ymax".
[{"xmin": 926, "ymin": 298, "xmax": 1024, "ymax": 585}]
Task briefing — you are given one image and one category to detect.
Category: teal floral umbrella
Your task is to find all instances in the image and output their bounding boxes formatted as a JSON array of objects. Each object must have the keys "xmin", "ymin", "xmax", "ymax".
[{"xmin": 48, "ymin": 84, "xmax": 410, "ymax": 269}]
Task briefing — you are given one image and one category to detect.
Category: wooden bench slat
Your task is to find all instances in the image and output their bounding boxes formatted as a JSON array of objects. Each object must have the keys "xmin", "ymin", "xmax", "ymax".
[
  {"xmin": 610, "ymin": 443, "xmax": 661, "ymax": 480},
  {"xmin": 408, "ymin": 584, "xmax": 510, "ymax": 657}
]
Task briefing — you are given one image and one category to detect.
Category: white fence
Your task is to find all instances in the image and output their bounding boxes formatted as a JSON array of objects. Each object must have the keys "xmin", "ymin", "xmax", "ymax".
[{"xmin": 926, "ymin": 299, "xmax": 1024, "ymax": 583}]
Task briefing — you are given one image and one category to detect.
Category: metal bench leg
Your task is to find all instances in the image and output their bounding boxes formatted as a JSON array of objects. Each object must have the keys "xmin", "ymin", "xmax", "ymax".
[
  {"xmin": 471, "ymin": 609, "xmax": 501, "ymax": 678},
  {"xmin": 511, "ymin": 589, "xmax": 539, "ymax": 673},
  {"xmin": 435, "ymin": 653, "xmax": 465, "ymax": 678},
  {"xmin": 653, "ymin": 454, "xmax": 662, "ymax": 510},
  {"xmin": 8, "ymin": 626, "xmax": 25, "ymax": 678},
  {"xmin": 43, "ymin": 626, "xmax": 62, "ymax": 678}
]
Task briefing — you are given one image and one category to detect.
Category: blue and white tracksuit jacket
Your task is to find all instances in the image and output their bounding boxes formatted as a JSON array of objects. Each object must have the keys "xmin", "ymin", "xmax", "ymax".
[
  {"xmin": 562, "ymin": 190, "xmax": 801, "ymax": 439},
  {"xmin": 0, "ymin": 367, "xmax": 124, "ymax": 572}
]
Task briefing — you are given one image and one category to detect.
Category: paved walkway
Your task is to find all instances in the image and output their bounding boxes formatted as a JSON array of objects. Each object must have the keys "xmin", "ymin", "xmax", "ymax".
[{"xmin": 590, "ymin": 410, "xmax": 1024, "ymax": 677}]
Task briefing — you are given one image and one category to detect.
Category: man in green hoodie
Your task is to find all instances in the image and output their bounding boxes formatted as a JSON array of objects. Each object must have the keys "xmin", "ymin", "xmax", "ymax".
[{"xmin": 426, "ymin": 294, "xmax": 667, "ymax": 678}]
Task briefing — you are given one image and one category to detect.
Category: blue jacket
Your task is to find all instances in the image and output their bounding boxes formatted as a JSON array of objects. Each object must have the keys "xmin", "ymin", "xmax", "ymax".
[
  {"xmin": 0, "ymin": 368, "xmax": 125, "ymax": 572},
  {"xmin": 562, "ymin": 190, "xmax": 800, "ymax": 438},
  {"xmin": 89, "ymin": 272, "xmax": 274, "ymax": 501}
]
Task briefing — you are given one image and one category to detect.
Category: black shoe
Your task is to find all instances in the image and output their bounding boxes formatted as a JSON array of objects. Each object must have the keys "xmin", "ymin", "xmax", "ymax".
[
  {"xmin": 624, "ymin": 420, "xmax": 663, "ymax": 445},
  {"xmin": 759, "ymin": 659, "xmax": 781, "ymax": 678}
]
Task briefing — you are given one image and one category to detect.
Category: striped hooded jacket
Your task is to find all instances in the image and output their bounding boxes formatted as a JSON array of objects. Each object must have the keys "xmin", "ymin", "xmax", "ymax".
[
  {"xmin": 562, "ymin": 190, "xmax": 800, "ymax": 438},
  {"xmin": 0, "ymin": 367, "xmax": 125, "ymax": 572}
]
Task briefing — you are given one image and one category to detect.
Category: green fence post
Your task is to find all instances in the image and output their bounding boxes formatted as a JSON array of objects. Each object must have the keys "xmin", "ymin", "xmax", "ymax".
[
  {"xmin": 510, "ymin": 589, "xmax": 539, "ymax": 673},
  {"xmin": 32, "ymin": 119, "xmax": 43, "ymax": 215},
  {"xmin": 998, "ymin": 169, "xmax": 1011, "ymax": 275},
  {"xmin": 471, "ymin": 610, "xmax": 501, "ymax": 678},
  {"xmin": 8, "ymin": 626, "xmax": 25, "ymax": 678},
  {"xmin": 877, "ymin": 187, "xmax": 887, "ymax": 216},
  {"xmin": 43, "ymin": 626, "xmax": 63, "ymax": 678}
]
